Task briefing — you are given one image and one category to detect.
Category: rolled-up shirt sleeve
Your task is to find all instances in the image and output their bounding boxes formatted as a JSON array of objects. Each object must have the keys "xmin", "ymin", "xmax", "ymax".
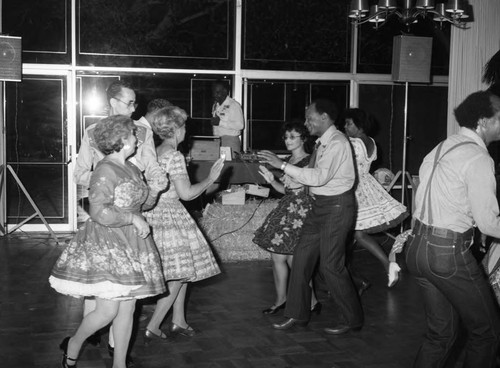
[
  {"xmin": 466, "ymin": 155, "xmax": 500, "ymax": 238},
  {"xmin": 283, "ymin": 131, "xmax": 355, "ymax": 195}
]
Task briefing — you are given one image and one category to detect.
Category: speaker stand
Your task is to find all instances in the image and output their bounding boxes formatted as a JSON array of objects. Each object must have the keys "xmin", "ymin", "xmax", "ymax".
[
  {"xmin": 0, "ymin": 164, "xmax": 59, "ymax": 244},
  {"xmin": 385, "ymin": 81, "xmax": 415, "ymax": 231}
]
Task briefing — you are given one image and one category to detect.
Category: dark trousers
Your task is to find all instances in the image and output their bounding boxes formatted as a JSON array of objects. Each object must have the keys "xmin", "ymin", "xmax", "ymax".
[
  {"xmin": 284, "ymin": 191, "xmax": 363, "ymax": 326},
  {"xmin": 405, "ymin": 220, "xmax": 500, "ymax": 368}
]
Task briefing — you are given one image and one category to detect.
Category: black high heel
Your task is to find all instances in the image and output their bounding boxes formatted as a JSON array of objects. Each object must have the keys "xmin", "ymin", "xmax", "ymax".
[
  {"xmin": 310, "ymin": 302, "xmax": 322, "ymax": 314},
  {"xmin": 143, "ymin": 329, "xmax": 169, "ymax": 345},
  {"xmin": 262, "ymin": 301, "xmax": 286, "ymax": 315},
  {"xmin": 59, "ymin": 336, "xmax": 78, "ymax": 368}
]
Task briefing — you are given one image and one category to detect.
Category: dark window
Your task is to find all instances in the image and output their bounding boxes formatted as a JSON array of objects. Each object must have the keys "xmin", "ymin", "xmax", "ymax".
[
  {"xmin": 77, "ymin": 0, "xmax": 234, "ymax": 69},
  {"xmin": 358, "ymin": 83, "xmax": 448, "ymax": 175},
  {"xmin": 3, "ymin": 0, "xmax": 70, "ymax": 64},
  {"xmin": 5, "ymin": 77, "xmax": 68, "ymax": 223},
  {"xmin": 248, "ymin": 80, "xmax": 349, "ymax": 152},
  {"xmin": 243, "ymin": 0, "xmax": 350, "ymax": 72}
]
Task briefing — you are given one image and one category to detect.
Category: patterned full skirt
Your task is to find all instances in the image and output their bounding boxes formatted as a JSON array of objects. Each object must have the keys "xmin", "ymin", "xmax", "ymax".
[
  {"xmin": 49, "ymin": 219, "xmax": 166, "ymax": 300},
  {"xmin": 253, "ymin": 188, "xmax": 312, "ymax": 255},
  {"xmin": 144, "ymin": 198, "xmax": 220, "ymax": 282},
  {"xmin": 355, "ymin": 173, "xmax": 408, "ymax": 233}
]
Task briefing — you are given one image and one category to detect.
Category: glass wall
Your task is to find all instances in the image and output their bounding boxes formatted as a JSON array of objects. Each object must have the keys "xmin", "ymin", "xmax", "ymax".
[
  {"xmin": 358, "ymin": 84, "xmax": 448, "ymax": 174},
  {"xmin": 1, "ymin": 0, "xmax": 453, "ymax": 230},
  {"xmin": 4, "ymin": 77, "xmax": 68, "ymax": 224},
  {"xmin": 247, "ymin": 80, "xmax": 349, "ymax": 151}
]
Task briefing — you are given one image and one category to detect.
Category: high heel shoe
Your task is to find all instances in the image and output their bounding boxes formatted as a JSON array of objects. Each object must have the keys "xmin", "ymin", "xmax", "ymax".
[
  {"xmin": 59, "ymin": 336, "xmax": 78, "ymax": 368},
  {"xmin": 168, "ymin": 322, "xmax": 197, "ymax": 337},
  {"xmin": 143, "ymin": 328, "xmax": 169, "ymax": 345},
  {"xmin": 388, "ymin": 262, "xmax": 401, "ymax": 287},
  {"xmin": 310, "ymin": 302, "xmax": 322, "ymax": 314},
  {"xmin": 262, "ymin": 301, "xmax": 286, "ymax": 315}
]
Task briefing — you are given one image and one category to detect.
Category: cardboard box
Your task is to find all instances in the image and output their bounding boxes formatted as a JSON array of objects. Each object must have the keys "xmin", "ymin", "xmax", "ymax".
[
  {"xmin": 244, "ymin": 184, "xmax": 270, "ymax": 198},
  {"xmin": 190, "ymin": 136, "xmax": 221, "ymax": 161}
]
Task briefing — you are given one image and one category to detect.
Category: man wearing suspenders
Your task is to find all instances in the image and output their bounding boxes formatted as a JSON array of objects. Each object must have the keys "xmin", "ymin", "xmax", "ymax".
[{"xmin": 407, "ymin": 90, "xmax": 500, "ymax": 367}]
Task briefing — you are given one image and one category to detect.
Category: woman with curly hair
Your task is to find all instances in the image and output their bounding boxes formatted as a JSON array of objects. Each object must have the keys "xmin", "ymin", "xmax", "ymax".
[
  {"xmin": 49, "ymin": 115, "xmax": 167, "ymax": 368},
  {"xmin": 253, "ymin": 121, "xmax": 320, "ymax": 315}
]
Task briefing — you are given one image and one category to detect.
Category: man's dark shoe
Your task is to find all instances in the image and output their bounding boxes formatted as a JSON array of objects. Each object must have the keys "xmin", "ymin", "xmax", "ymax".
[
  {"xmin": 272, "ymin": 317, "xmax": 308, "ymax": 330},
  {"xmin": 323, "ymin": 324, "xmax": 362, "ymax": 335}
]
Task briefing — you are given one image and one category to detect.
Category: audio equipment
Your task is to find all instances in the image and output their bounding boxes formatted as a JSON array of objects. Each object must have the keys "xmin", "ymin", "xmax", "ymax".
[
  {"xmin": 0, "ymin": 35, "xmax": 22, "ymax": 82},
  {"xmin": 392, "ymin": 35, "xmax": 432, "ymax": 83}
]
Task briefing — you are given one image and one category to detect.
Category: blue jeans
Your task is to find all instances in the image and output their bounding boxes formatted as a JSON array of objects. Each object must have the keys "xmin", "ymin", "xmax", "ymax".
[{"xmin": 405, "ymin": 220, "xmax": 500, "ymax": 368}]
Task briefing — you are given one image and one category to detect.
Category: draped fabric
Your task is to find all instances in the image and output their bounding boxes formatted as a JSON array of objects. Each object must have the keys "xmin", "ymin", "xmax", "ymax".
[{"xmin": 447, "ymin": 0, "xmax": 500, "ymax": 136}]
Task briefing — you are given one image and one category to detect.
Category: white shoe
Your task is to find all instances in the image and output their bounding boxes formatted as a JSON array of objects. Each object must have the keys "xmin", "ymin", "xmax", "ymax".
[{"xmin": 387, "ymin": 262, "xmax": 401, "ymax": 287}]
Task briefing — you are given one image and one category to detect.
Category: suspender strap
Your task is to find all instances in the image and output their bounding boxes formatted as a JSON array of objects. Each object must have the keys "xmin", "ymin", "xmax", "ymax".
[{"xmin": 418, "ymin": 140, "xmax": 477, "ymax": 223}]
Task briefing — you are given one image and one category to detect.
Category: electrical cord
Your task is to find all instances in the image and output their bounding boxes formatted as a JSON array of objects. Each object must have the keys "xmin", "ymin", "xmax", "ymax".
[{"xmin": 209, "ymin": 198, "xmax": 265, "ymax": 242}]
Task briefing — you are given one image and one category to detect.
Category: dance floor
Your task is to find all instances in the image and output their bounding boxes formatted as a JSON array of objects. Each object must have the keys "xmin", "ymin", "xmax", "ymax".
[{"xmin": 0, "ymin": 231, "xmax": 475, "ymax": 368}]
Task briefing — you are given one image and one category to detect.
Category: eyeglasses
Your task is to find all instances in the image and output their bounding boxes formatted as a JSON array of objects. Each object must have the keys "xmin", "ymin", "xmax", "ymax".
[
  {"xmin": 114, "ymin": 97, "xmax": 137, "ymax": 109},
  {"xmin": 282, "ymin": 135, "xmax": 302, "ymax": 141}
]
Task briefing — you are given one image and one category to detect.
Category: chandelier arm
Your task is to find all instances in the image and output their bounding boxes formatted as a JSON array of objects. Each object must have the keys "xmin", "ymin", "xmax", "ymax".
[{"xmin": 426, "ymin": 10, "xmax": 469, "ymax": 29}]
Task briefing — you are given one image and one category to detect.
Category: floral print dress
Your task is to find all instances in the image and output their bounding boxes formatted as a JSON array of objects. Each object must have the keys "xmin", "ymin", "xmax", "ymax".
[
  {"xmin": 252, "ymin": 155, "xmax": 312, "ymax": 255},
  {"xmin": 49, "ymin": 158, "xmax": 166, "ymax": 300},
  {"xmin": 350, "ymin": 137, "xmax": 408, "ymax": 233}
]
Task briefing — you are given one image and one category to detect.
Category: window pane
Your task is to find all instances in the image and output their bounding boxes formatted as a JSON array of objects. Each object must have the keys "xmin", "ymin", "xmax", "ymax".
[
  {"xmin": 248, "ymin": 80, "xmax": 349, "ymax": 151},
  {"xmin": 358, "ymin": 84, "xmax": 448, "ymax": 175},
  {"xmin": 77, "ymin": 0, "xmax": 233, "ymax": 69},
  {"xmin": 6, "ymin": 164, "xmax": 68, "ymax": 223},
  {"xmin": 6, "ymin": 78, "xmax": 66, "ymax": 163},
  {"xmin": 243, "ymin": 0, "xmax": 350, "ymax": 72},
  {"xmin": 3, "ymin": 0, "xmax": 70, "ymax": 63},
  {"xmin": 75, "ymin": 72, "xmax": 228, "ymax": 152}
]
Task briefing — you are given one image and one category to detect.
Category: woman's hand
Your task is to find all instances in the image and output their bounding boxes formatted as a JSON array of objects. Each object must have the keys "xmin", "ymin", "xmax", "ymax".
[
  {"xmin": 149, "ymin": 174, "xmax": 169, "ymax": 193},
  {"xmin": 258, "ymin": 165, "xmax": 275, "ymax": 184},
  {"xmin": 132, "ymin": 214, "xmax": 151, "ymax": 239},
  {"xmin": 208, "ymin": 157, "xmax": 225, "ymax": 182},
  {"xmin": 257, "ymin": 150, "xmax": 283, "ymax": 169}
]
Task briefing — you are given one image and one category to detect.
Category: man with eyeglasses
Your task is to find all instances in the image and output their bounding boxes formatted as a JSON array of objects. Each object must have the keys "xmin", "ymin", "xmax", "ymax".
[{"xmin": 74, "ymin": 80, "xmax": 164, "ymax": 193}]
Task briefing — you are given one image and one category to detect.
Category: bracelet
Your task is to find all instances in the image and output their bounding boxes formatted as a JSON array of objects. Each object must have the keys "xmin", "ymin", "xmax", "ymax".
[{"xmin": 280, "ymin": 162, "xmax": 287, "ymax": 171}]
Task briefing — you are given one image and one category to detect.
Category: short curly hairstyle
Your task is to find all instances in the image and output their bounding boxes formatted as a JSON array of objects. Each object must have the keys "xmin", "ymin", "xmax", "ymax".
[
  {"xmin": 454, "ymin": 90, "xmax": 500, "ymax": 129},
  {"xmin": 343, "ymin": 108, "xmax": 374, "ymax": 136},
  {"xmin": 150, "ymin": 106, "xmax": 189, "ymax": 140},
  {"xmin": 94, "ymin": 115, "xmax": 136, "ymax": 155}
]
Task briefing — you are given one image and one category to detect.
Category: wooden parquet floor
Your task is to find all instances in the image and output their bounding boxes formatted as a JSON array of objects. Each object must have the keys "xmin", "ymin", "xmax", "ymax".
[{"xmin": 0, "ymin": 232, "xmax": 471, "ymax": 368}]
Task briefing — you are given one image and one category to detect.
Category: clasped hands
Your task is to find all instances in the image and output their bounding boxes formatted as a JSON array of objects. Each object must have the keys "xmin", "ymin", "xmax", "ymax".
[{"xmin": 132, "ymin": 214, "xmax": 150, "ymax": 239}]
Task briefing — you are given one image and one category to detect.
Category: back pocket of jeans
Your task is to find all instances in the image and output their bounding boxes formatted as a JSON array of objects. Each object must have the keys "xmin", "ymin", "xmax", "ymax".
[{"xmin": 426, "ymin": 240, "xmax": 457, "ymax": 279}]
